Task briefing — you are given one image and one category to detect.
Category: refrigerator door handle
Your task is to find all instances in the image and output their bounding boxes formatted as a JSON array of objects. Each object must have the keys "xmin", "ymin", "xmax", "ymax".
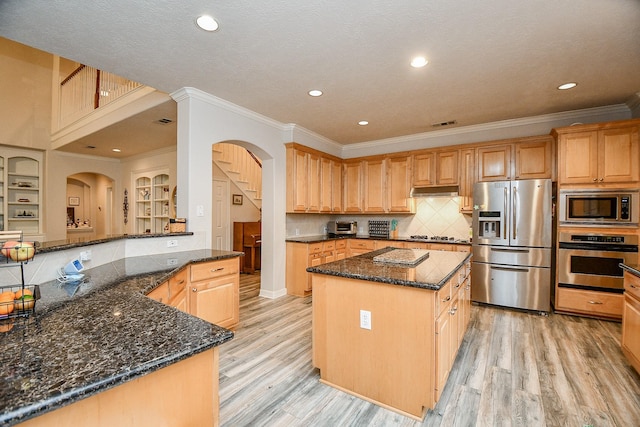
[
  {"xmin": 512, "ymin": 186, "xmax": 517, "ymax": 240},
  {"xmin": 503, "ymin": 187, "xmax": 508, "ymax": 239},
  {"xmin": 490, "ymin": 265, "xmax": 530, "ymax": 273},
  {"xmin": 490, "ymin": 247, "xmax": 530, "ymax": 253}
]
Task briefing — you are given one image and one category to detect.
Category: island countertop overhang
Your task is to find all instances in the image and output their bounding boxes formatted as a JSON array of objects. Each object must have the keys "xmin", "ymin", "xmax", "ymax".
[{"xmin": 307, "ymin": 247, "xmax": 472, "ymax": 290}]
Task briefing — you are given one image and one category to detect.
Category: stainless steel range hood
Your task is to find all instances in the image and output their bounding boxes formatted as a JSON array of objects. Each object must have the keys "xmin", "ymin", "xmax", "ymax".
[{"xmin": 410, "ymin": 185, "xmax": 459, "ymax": 197}]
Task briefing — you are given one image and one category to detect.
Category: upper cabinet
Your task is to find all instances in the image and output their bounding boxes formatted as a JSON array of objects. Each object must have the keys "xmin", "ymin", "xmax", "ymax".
[
  {"xmin": 286, "ymin": 144, "xmax": 340, "ymax": 213},
  {"xmin": 477, "ymin": 136, "xmax": 553, "ymax": 182},
  {"xmin": 363, "ymin": 158, "xmax": 387, "ymax": 213},
  {"xmin": 458, "ymin": 148, "xmax": 475, "ymax": 214},
  {"xmin": 387, "ymin": 155, "xmax": 414, "ymax": 213},
  {"xmin": 555, "ymin": 121, "xmax": 640, "ymax": 185},
  {"xmin": 343, "ymin": 160, "xmax": 364, "ymax": 213},
  {"xmin": 413, "ymin": 150, "xmax": 458, "ymax": 186},
  {"xmin": 477, "ymin": 144, "xmax": 512, "ymax": 182},
  {"xmin": 0, "ymin": 149, "xmax": 43, "ymax": 237}
]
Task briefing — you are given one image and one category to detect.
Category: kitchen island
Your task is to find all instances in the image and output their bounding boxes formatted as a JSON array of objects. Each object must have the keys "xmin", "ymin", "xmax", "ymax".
[
  {"xmin": 0, "ymin": 249, "xmax": 240, "ymax": 427},
  {"xmin": 308, "ymin": 247, "xmax": 472, "ymax": 420}
]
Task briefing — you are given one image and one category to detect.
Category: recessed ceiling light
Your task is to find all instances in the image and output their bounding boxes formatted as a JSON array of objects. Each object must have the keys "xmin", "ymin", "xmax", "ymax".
[
  {"xmin": 196, "ymin": 15, "xmax": 219, "ymax": 32},
  {"xmin": 308, "ymin": 89, "xmax": 323, "ymax": 97},
  {"xmin": 410, "ymin": 56, "xmax": 428, "ymax": 68},
  {"xmin": 558, "ymin": 82, "xmax": 577, "ymax": 90},
  {"xmin": 358, "ymin": 121, "xmax": 369, "ymax": 126},
  {"xmin": 112, "ymin": 148, "xmax": 121, "ymax": 153}
]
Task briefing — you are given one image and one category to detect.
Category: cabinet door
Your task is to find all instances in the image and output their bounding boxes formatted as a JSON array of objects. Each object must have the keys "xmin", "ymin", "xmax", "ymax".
[
  {"xmin": 307, "ymin": 153, "xmax": 321, "ymax": 212},
  {"xmin": 320, "ymin": 157, "xmax": 333, "ymax": 212},
  {"xmin": 343, "ymin": 161, "xmax": 363, "ymax": 213},
  {"xmin": 459, "ymin": 148, "xmax": 475, "ymax": 213},
  {"xmin": 363, "ymin": 159, "xmax": 387, "ymax": 213},
  {"xmin": 477, "ymin": 145, "xmax": 512, "ymax": 181},
  {"xmin": 287, "ymin": 148, "xmax": 309, "ymax": 212},
  {"xmin": 434, "ymin": 307, "xmax": 452, "ymax": 401},
  {"xmin": 436, "ymin": 151, "xmax": 458, "ymax": 185},
  {"xmin": 387, "ymin": 156, "xmax": 414, "ymax": 213},
  {"xmin": 331, "ymin": 159, "xmax": 343, "ymax": 212},
  {"xmin": 413, "ymin": 153, "xmax": 435, "ymax": 186},
  {"xmin": 148, "ymin": 282, "xmax": 170, "ymax": 304},
  {"xmin": 189, "ymin": 274, "xmax": 239, "ymax": 329},
  {"xmin": 558, "ymin": 132, "xmax": 598, "ymax": 184},
  {"xmin": 515, "ymin": 139, "xmax": 552, "ymax": 180},
  {"xmin": 622, "ymin": 293, "xmax": 640, "ymax": 372},
  {"xmin": 598, "ymin": 127, "xmax": 639, "ymax": 183}
]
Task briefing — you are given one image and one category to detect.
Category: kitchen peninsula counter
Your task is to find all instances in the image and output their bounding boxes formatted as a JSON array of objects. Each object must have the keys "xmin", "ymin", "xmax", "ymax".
[
  {"xmin": 0, "ymin": 249, "xmax": 240, "ymax": 427},
  {"xmin": 309, "ymin": 247, "xmax": 472, "ymax": 420}
]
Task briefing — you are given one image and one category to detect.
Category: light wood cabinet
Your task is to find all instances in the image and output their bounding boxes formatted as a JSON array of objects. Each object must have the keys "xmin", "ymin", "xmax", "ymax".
[
  {"xmin": 147, "ymin": 281, "xmax": 170, "ymax": 304},
  {"xmin": 286, "ymin": 145, "xmax": 322, "ymax": 213},
  {"xmin": 555, "ymin": 121, "xmax": 640, "ymax": 185},
  {"xmin": 343, "ymin": 160, "xmax": 364, "ymax": 213},
  {"xmin": 413, "ymin": 150, "xmax": 458, "ymax": 187},
  {"xmin": 477, "ymin": 144, "xmax": 512, "ymax": 181},
  {"xmin": 307, "ymin": 152, "xmax": 321, "ymax": 212},
  {"xmin": 622, "ymin": 272, "xmax": 640, "ymax": 374},
  {"xmin": 515, "ymin": 138, "xmax": 553, "ymax": 180},
  {"xmin": 387, "ymin": 155, "xmax": 414, "ymax": 213},
  {"xmin": 286, "ymin": 241, "xmax": 336, "ymax": 296},
  {"xmin": 168, "ymin": 268, "xmax": 187, "ymax": 312},
  {"xmin": 330, "ymin": 159, "xmax": 343, "ymax": 212},
  {"xmin": 188, "ymin": 257, "xmax": 240, "ymax": 329},
  {"xmin": 363, "ymin": 158, "xmax": 387, "ymax": 213},
  {"xmin": 335, "ymin": 239, "xmax": 347, "ymax": 260},
  {"xmin": 556, "ymin": 287, "xmax": 623, "ymax": 320},
  {"xmin": 348, "ymin": 239, "xmax": 375, "ymax": 257},
  {"xmin": 458, "ymin": 148, "xmax": 475, "ymax": 213}
]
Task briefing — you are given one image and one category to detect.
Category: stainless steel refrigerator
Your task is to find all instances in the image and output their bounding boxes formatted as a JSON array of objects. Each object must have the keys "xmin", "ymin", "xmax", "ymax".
[{"xmin": 471, "ymin": 179, "xmax": 552, "ymax": 312}]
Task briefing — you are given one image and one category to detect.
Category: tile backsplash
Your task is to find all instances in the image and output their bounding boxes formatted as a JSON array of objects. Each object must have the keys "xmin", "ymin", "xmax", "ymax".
[{"xmin": 286, "ymin": 197, "xmax": 472, "ymax": 239}]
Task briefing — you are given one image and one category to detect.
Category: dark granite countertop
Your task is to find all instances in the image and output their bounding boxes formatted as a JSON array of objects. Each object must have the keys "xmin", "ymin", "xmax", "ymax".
[
  {"xmin": 307, "ymin": 247, "xmax": 471, "ymax": 290},
  {"xmin": 0, "ymin": 249, "xmax": 240, "ymax": 427},
  {"xmin": 33, "ymin": 232, "xmax": 194, "ymax": 254},
  {"xmin": 620, "ymin": 263, "xmax": 640, "ymax": 277},
  {"xmin": 286, "ymin": 234, "xmax": 471, "ymax": 245}
]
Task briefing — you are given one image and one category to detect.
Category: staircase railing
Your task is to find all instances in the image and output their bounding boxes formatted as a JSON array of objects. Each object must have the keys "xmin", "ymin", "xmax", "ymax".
[
  {"xmin": 213, "ymin": 143, "xmax": 262, "ymax": 209},
  {"xmin": 57, "ymin": 64, "xmax": 142, "ymax": 129}
]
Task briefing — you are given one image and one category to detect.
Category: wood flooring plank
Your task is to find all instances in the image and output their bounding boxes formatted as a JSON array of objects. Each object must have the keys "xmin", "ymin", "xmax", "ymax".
[{"xmin": 217, "ymin": 275, "xmax": 640, "ymax": 427}]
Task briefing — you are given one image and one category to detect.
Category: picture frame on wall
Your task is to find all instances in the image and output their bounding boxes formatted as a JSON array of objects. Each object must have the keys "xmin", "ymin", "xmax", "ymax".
[
  {"xmin": 69, "ymin": 196, "xmax": 80, "ymax": 206},
  {"xmin": 232, "ymin": 194, "xmax": 243, "ymax": 205}
]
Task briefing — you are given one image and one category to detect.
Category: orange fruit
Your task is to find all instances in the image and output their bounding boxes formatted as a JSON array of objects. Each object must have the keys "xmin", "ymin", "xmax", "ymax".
[
  {"xmin": 14, "ymin": 289, "xmax": 32, "ymax": 299},
  {"xmin": 0, "ymin": 291, "xmax": 15, "ymax": 302}
]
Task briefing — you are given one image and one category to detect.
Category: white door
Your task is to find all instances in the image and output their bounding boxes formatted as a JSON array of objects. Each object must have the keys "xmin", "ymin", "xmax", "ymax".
[{"xmin": 212, "ymin": 178, "xmax": 230, "ymax": 250}]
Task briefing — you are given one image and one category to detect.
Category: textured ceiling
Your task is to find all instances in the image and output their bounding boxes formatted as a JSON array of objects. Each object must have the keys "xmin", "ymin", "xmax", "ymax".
[{"xmin": 1, "ymin": 0, "xmax": 639, "ymax": 154}]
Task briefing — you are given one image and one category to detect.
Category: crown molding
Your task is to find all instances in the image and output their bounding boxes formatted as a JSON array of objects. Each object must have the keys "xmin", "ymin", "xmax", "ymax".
[
  {"xmin": 342, "ymin": 104, "xmax": 631, "ymax": 156},
  {"xmin": 171, "ymin": 87, "xmax": 285, "ymax": 132},
  {"xmin": 284, "ymin": 123, "xmax": 343, "ymax": 154},
  {"xmin": 626, "ymin": 92, "xmax": 640, "ymax": 114}
]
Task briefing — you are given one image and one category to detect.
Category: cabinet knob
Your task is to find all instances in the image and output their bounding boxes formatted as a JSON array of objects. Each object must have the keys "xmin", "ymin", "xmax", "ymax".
[
  {"xmin": 443, "ymin": 295, "xmax": 451, "ymax": 303},
  {"xmin": 599, "ymin": 178, "xmax": 604, "ymax": 182},
  {"xmin": 593, "ymin": 178, "xmax": 598, "ymax": 182},
  {"xmin": 192, "ymin": 287, "xmax": 198, "ymax": 292}
]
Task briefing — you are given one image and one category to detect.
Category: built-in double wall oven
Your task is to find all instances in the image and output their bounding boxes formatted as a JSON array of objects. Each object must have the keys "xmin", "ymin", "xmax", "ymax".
[{"xmin": 558, "ymin": 232, "xmax": 638, "ymax": 293}]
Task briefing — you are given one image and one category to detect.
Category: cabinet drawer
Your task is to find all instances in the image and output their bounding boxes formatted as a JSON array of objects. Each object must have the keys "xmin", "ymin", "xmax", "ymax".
[
  {"xmin": 168, "ymin": 268, "xmax": 188, "ymax": 297},
  {"xmin": 335, "ymin": 239, "xmax": 347, "ymax": 250},
  {"xmin": 190, "ymin": 257, "xmax": 239, "ymax": 282},
  {"xmin": 323, "ymin": 241, "xmax": 336, "ymax": 251},
  {"xmin": 624, "ymin": 271, "xmax": 640, "ymax": 301},
  {"xmin": 435, "ymin": 278, "xmax": 453, "ymax": 317},
  {"xmin": 309, "ymin": 243, "xmax": 324, "ymax": 254},
  {"xmin": 350, "ymin": 240, "xmax": 375, "ymax": 250},
  {"xmin": 557, "ymin": 287, "xmax": 623, "ymax": 318},
  {"xmin": 147, "ymin": 281, "xmax": 170, "ymax": 304}
]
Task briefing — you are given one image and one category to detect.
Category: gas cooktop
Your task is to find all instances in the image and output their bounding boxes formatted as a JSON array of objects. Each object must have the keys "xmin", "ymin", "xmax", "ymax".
[{"xmin": 409, "ymin": 235, "xmax": 469, "ymax": 243}]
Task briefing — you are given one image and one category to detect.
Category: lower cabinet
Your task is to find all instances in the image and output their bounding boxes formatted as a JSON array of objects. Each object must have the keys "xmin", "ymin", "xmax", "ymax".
[
  {"xmin": 348, "ymin": 239, "xmax": 375, "ymax": 256},
  {"xmin": 146, "ymin": 257, "xmax": 240, "ymax": 329},
  {"xmin": 555, "ymin": 287, "xmax": 623, "ymax": 320},
  {"xmin": 622, "ymin": 272, "xmax": 640, "ymax": 374}
]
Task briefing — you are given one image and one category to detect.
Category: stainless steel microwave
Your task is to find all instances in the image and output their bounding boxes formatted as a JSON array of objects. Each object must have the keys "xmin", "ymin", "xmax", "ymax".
[{"xmin": 559, "ymin": 189, "xmax": 639, "ymax": 226}]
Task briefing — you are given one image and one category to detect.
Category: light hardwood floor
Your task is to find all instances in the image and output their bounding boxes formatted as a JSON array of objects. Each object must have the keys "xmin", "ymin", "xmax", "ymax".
[{"xmin": 219, "ymin": 274, "xmax": 640, "ymax": 426}]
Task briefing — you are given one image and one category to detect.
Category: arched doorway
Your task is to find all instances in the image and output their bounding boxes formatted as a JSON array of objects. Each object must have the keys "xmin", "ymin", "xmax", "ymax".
[
  {"xmin": 66, "ymin": 172, "xmax": 115, "ymax": 240},
  {"xmin": 212, "ymin": 141, "xmax": 263, "ymax": 275}
]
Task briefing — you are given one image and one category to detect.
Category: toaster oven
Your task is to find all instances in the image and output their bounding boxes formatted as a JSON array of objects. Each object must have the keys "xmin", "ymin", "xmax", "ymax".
[{"xmin": 327, "ymin": 220, "xmax": 357, "ymax": 236}]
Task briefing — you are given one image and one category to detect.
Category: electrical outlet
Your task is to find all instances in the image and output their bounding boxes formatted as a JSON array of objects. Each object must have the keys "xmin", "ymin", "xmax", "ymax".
[
  {"xmin": 295, "ymin": 228, "xmax": 300, "ymax": 236},
  {"xmin": 167, "ymin": 258, "xmax": 178, "ymax": 266},
  {"xmin": 360, "ymin": 310, "xmax": 372, "ymax": 330},
  {"xmin": 80, "ymin": 250, "xmax": 91, "ymax": 261},
  {"xmin": 167, "ymin": 239, "xmax": 178, "ymax": 247}
]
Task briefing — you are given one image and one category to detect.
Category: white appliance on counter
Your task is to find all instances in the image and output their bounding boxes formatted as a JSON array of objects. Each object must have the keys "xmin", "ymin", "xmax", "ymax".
[{"xmin": 471, "ymin": 179, "xmax": 552, "ymax": 312}]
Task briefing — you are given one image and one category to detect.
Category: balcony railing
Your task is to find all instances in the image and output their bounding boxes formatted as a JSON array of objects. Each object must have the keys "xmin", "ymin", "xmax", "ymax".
[{"xmin": 57, "ymin": 64, "xmax": 142, "ymax": 129}]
